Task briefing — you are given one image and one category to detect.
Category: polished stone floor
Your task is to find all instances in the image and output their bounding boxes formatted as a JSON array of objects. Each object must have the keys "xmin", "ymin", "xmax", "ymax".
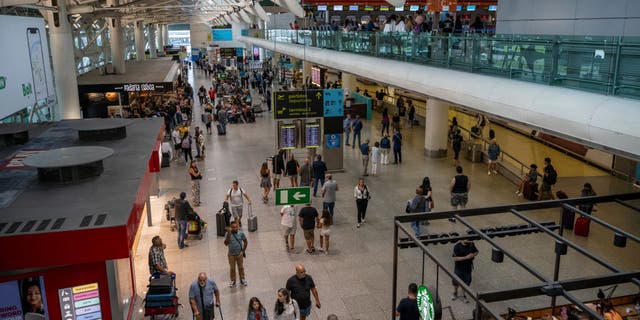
[{"xmin": 131, "ymin": 68, "xmax": 640, "ymax": 320}]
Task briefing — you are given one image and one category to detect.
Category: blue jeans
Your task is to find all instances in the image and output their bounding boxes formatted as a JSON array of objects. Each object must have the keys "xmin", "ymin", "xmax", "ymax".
[
  {"xmin": 177, "ymin": 219, "xmax": 187, "ymax": 248},
  {"xmin": 323, "ymin": 202, "xmax": 335, "ymax": 219},
  {"xmin": 344, "ymin": 129, "xmax": 350, "ymax": 145},
  {"xmin": 352, "ymin": 131, "xmax": 361, "ymax": 148},
  {"xmin": 313, "ymin": 177, "xmax": 325, "ymax": 196},
  {"xmin": 299, "ymin": 306, "xmax": 312, "ymax": 316},
  {"xmin": 412, "ymin": 221, "xmax": 421, "ymax": 236}
]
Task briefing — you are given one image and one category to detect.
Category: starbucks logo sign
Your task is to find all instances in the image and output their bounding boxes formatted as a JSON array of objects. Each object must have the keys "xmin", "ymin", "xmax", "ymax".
[{"xmin": 417, "ymin": 285, "xmax": 435, "ymax": 320}]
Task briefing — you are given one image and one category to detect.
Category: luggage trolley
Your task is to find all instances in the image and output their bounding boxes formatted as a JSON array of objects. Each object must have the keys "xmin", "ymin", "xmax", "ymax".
[
  {"xmin": 164, "ymin": 198, "xmax": 177, "ymax": 231},
  {"xmin": 144, "ymin": 274, "xmax": 181, "ymax": 319},
  {"xmin": 186, "ymin": 211, "xmax": 207, "ymax": 240}
]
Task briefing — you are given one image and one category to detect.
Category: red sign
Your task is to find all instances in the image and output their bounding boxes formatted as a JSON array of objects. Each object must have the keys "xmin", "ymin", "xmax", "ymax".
[{"xmin": 0, "ymin": 149, "xmax": 48, "ymax": 170}]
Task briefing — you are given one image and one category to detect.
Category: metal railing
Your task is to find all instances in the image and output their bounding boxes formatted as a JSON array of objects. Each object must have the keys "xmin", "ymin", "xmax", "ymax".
[{"xmin": 248, "ymin": 30, "xmax": 640, "ymax": 100}]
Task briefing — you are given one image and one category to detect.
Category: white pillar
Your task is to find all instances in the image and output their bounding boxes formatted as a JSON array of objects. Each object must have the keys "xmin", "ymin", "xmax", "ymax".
[
  {"xmin": 341, "ymin": 72, "xmax": 355, "ymax": 97},
  {"xmin": 163, "ymin": 24, "xmax": 169, "ymax": 46},
  {"xmin": 43, "ymin": 0, "xmax": 81, "ymax": 120},
  {"xmin": 134, "ymin": 21, "xmax": 145, "ymax": 61},
  {"xmin": 424, "ymin": 98, "xmax": 449, "ymax": 158},
  {"xmin": 107, "ymin": 0, "xmax": 125, "ymax": 73},
  {"xmin": 158, "ymin": 24, "xmax": 165, "ymax": 50},
  {"xmin": 149, "ymin": 24, "xmax": 157, "ymax": 58}
]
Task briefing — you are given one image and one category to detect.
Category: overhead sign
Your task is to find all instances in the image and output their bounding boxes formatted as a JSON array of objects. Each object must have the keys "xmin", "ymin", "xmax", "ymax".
[
  {"xmin": 77, "ymin": 82, "xmax": 173, "ymax": 93},
  {"xmin": 323, "ymin": 89, "xmax": 344, "ymax": 117},
  {"xmin": 58, "ymin": 282, "xmax": 103, "ymax": 320},
  {"xmin": 274, "ymin": 90, "xmax": 323, "ymax": 119},
  {"xmin": 275, "ymin": 187, "xmax": 311, "ymax": 205},
  {"xmin": 417, "ymin": 285, "xmax": 435, "ymax": 320}
]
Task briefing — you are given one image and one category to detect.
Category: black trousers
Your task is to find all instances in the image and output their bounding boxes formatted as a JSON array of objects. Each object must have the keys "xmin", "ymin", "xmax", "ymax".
[{"xmin": 356, "ymin": 199, "xmax": 368, "ymax": 223}]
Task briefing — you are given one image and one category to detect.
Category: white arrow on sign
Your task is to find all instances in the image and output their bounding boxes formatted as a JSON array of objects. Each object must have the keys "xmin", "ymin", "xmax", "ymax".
[{"xmin": 293, "ymin": 192, "xmax": 306, "ymax": 200}]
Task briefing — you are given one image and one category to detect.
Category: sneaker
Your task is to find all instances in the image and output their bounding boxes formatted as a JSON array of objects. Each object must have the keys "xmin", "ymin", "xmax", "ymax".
[
  {"xmin": 229, "ymin": 281, "xmax": 236, "ymax": 288},
  {"xmin": 488, "ymin": 171, "xmax": 491, "ymax": 175},
  {"xmin": 318, "ymin": 248, "xmax": 325, "ymax": 252},
  {"xmin": 515, "ymin": 190, "xmax": 520, "ymax": 194},
  {"xmin": 356, "ymin": 223, "xmax": 361, "ymax": 228},
  {"xmin": 362, "ymin": 219, "xmax": 366, "ymax": 223},
  {"xmin": 240, "ymin": 280, "xmax": 248, "ymax": 286},
  {"xmin": 517, "ymin": 192, "xmax": 523, "ymax": 197},
  {"xmin": 452, "ymin": 294, "xmax": 458, "ymax": 301},
  {"xmin": 493, "ymin": 170, "xmax": 498, "ymax": 174}
]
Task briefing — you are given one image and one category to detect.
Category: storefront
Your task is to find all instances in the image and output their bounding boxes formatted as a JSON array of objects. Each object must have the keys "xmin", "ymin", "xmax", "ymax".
[{"xmin": 78, "ymin": 82, "xmax": 175, "ymax": 118}]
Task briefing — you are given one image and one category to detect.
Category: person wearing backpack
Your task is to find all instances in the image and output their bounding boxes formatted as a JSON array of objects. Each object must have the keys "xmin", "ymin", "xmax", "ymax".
[
  {"xmin": 181, "ymin": 131, "xmax": 193, "ymax": 163},
  {"xmin": 351, "ymin": 115, "xmax": 363, "ymax": 149},
  {"xmin": 538, "ymin": 157, "xmax": 557, "ymax": 200},
  {"xmin": 408, "ymin": 187, "xmax": 429, "ymax": 236},
  {"xmin": 224, "ymin": 180, "xmax": 253, "ymax": 228}
]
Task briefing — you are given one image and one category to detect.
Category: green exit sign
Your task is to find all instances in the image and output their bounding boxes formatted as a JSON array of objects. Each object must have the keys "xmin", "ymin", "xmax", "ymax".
[{"xmin": 275, "ymin": 187, "xmax": 311, "ymax": 206}]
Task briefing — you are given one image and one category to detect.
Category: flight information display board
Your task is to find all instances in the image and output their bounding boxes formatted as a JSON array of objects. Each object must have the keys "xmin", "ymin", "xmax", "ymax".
[
  {"xmin": 305, "ymin": 123, "xmax": 321, "ymax": 148},
  {"xmin": 279, "ymin": 124, "xmax": 297, "ymax": 150}
]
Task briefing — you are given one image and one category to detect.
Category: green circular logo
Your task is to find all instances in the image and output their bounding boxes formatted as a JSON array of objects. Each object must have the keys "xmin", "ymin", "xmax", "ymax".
[{"xmin": 417, "ymin": 285, "xmax": 435, "ymax": 320}]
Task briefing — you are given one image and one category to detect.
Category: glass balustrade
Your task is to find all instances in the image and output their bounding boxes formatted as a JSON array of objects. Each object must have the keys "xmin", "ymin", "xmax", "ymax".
[{"xmin": 248, "ymin": 30, "xmax": 640, "ymax": 100}]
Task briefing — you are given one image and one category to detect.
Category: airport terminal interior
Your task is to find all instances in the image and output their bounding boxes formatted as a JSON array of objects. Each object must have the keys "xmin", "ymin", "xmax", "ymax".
[{"xmin": 0, "ymin": 1, "xmax": 639, "ymax": 320}]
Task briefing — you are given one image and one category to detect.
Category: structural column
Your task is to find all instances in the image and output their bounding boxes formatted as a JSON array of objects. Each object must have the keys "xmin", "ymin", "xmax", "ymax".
[
  {"xmin": 158, "ymin": 24, "xmax": 165, "ymax": 50},
  {"xmin": 106, "ymin": 0, "xmax": 125, "ymax": 73},
  {"xmin": 424, "ymin": 98, "xmax": 449, "ymax": 158},
  {"xmin": 341, "ymin": 72, "xmax": 355, "ymax": 97},
  {"xmin": 148, "ymin": 24, "xmax": 157, "ymax": 58},
  {"xmin": 44, "ymin": 0, "xmax": 81, "ymax": 120},
  {"xmin": 134, "ymin": 20, "xmax": 145, "ymax": 61},
  {"xmin": 302, "ymin": 60, "xmax": 312, "ymax": 86},
  {"xmin": 162, "ymin": 24, "xmax": 169, "ymax": 46}
]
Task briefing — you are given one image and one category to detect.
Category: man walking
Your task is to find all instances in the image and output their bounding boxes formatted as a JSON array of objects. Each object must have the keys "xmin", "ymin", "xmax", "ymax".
[
  {"xmin": 299, "ymin": 157, "xmax": 313, "ymax": 187},
  {"xmin": 224, "ymin": 180, "xmax": 252, "ymax": 228},
  {"xmin": 298, "ymin": 203, "xmax": 320, "ymax": 254},
  {"xmin": 189, "ymin": 272, "xmax": 220, "ymax": 320},
  {"xmin": 312, "ymin": 155, "xmax": 327, "ymax": 197},
  {"xmin": 343, "ymin": 114, "xmax": 352, "ymax": 146},
  {"xmin": 286, "ymin": 264, "xmax": 321, "ymax": 320},
  {"xmin": 148, "ymin": 236, "xmax": 175, "ymax": 275},
  {"xmin": 224, "ymin": 222, "xmax": 248, "ymax": 287},
  {"xmin": 360, "ymin": 139, "xmax": 371, "ymax": 176},
  {"xmin": 321, "ymin": 174, "xmax": 338, "ymax": 219},
  {"xmin": 450, "ymin": 166, "xmax": 470, "ymax": 210},
  {"xmin": 174, "ymin": 192, "xmax": 194, "ymax": 249},
  {"xmin": 351, "ymin": 115, "xmax": 363, "ymax": 149},
  {"xmin": 281, "ymin": 205, "xmax": 297, "ymax": 251},
  {"xmin": 538, "ymin": 157, "xmax": 557, "ymax": 200},
  {"xmin": 452, "ymin": 239, "xmax": 478, "ymax": 303},
  {"xmin": 393, "ymin": 129, "xmax": 403, "ymax": 164}
]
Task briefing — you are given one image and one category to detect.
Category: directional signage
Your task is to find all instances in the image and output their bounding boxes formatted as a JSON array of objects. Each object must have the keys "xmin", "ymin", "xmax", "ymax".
[
  {"xmin": 323, "ymin": 89, "xmax": 344, "ymax": 117},
  {"xmin": 274, "ymin": 90, "xmax": 324, "ymax": 119},
  {"xmin": 275, "ymin": 187, "xmax": 312, "ymax": 205}
]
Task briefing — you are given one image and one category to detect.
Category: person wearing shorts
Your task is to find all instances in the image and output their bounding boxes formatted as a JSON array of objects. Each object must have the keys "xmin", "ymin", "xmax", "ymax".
[
  {"xmin": 280, "ymin": 205, "xmax": 297, "ymax": 251},
  {"xmin": 224, "ymin": 180, "xmax": 252, "ymax": 228},
  {"xmin": 452, "ymin": 129, "xmax": 463, "ymax": 167},
  {"xmin": 450, "ymin": 166, "xmax": 470, "ymax": 210},
  {"xmin": 298, "ymin": 203, "xmax": 319, "ymax": 254},
  {"xmin": 451, "ymin": 239, "xmax": 478, "ymax": 303}
]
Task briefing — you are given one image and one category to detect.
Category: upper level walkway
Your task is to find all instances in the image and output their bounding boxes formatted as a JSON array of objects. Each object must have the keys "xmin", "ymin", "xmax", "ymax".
[{"xmin": 252, "ymin": 30, "xmax": 640, "ymax": 100}]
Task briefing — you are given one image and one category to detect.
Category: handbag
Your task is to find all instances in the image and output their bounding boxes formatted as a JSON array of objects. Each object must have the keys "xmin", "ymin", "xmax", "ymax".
[{"xmin": 429, "ymin": 199, "xmax": 435, "ymax": 209}]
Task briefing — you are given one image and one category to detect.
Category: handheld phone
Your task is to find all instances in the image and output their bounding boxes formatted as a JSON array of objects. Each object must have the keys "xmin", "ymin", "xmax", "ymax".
[{"xmin": 27, "ymin": 27, "xmax": 49, "ymax": 105}]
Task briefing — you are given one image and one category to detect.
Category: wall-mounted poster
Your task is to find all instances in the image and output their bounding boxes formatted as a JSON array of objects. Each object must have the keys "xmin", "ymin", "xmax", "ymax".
[
  {"xmin": 0, "ymin": 276, "xmax": 49, "ymax": 320},
  {"xmin": 57, "ymin": 283, "xmax": 102, "ymax": 320}
]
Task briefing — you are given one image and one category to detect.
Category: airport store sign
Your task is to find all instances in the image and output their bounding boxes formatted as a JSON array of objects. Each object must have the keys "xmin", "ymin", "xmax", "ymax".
[{"xmin": 78, "ymin": 82, "xmax": 174, "ymax": 94}]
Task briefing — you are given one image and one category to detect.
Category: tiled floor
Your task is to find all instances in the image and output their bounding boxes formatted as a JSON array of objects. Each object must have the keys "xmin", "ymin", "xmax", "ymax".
[{"xmin": 131, "ymin": 68, "xmax": 639, "ymax": 320}]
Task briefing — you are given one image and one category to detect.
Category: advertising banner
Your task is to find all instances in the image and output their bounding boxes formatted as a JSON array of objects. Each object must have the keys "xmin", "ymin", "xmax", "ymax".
[
  {"xmin": 57, "ymin": 283, "xmax": 102, "ymax": 320},
  {"xmin": 0, "ymin": 276, "xmax": 49, "ymax": 320},
  {"xmin": 0, "ymin": 16, "xmax": 56, "ymax": 120}
]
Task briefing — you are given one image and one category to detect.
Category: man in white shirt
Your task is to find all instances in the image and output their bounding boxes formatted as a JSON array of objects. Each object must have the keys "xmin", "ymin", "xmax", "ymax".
[
  {"xmin": 280, "ymin": 205, "xmax": 297, "ymax": 251},
  {"xmin": 224, "ymin": 180, "xmax": 252, "ymax": 227},
  {"xmin": 171, "ymin": 128, "xmax": 182, "ymax": 161}
]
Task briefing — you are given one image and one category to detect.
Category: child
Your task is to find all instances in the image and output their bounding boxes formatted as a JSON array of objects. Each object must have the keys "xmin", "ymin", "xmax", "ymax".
[
  {"xmin": 247, "ymin": 297, "xmax": 269, "ymax": 320},
  {"xmin": 370, "ymin": 142, "xmax": 380, "ymax": 176},
  {"xmin": 318, "ymin": 209, "xmax": 332, "ymax": 255}
]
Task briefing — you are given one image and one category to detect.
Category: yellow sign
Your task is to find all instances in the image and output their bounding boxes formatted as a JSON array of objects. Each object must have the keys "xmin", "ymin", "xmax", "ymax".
[{"xmin": 72, "ymin": 282, "xmax": 99, "ymax": 294}]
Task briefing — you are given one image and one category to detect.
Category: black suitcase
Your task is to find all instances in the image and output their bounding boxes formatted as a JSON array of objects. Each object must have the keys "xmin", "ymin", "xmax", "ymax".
[
  {"xmin": 161, "ymin": 152, "xmax": 170, "ymax": 167},
  {"xmin": 561, "ymin": 208, "xmax": 575, "ymax": 230},
  {"xmin": 216, "ymin": 211, "xmax": 227, "ymax": 236},
  {"xmin": 216, "ymin": 124, "xmax": 226, "ymax": 135}
]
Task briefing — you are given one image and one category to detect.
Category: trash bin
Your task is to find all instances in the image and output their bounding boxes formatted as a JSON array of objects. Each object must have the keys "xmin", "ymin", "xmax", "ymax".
[{"xmin": 466, "ymin": 143, "xmax": 483, "ymax": 163}]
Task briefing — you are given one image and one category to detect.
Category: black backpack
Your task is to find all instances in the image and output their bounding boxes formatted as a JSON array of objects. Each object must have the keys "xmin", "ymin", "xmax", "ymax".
[{"xmin": 547, "ymin": 168, "xmax": 558, "ymax": 185}]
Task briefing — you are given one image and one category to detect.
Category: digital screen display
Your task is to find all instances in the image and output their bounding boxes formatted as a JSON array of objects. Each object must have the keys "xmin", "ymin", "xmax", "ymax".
[
  {"xmin": 409, "ymin": 5, "xmax": 419, "ymax": 11},
  {"xmin": 380, "ymin": 5, "xmax": 389, "ymax": 11},
  {"xmin": 279, "ymin": 124, "xmax": 297, "ymax": 150},
  {"xmin": 311, "ymin": 67, "xmax": 321, "ymax": 86},
  {"xmin": 305, "ymin": 123, "xmax": 321, "ymax": 148},
  {"xmin": 333, "ymin": 5, "xmax": 343, "ymax": 11},
  {"xmin": 349, "ymin": 5, "xmax": 359, "ymax": 11},
  {"xmin": 58, "ymin": 283, "xmax": 103, "ymax": 320},
  {"xmin": 317, "ymin": 5, "xmax": 327, "ymax": 11},
  {"xmin": 467, "ymin": 5, "xmax": 476, "ymax": 11},
  {"xmin": 456, "ymin": 5, "xmax": 462, "ymax": 11},
  {"xmin": 488, "ymin": 5, "xmax": 497, "ymax": 11},
  {"xmin": 424, "ymin": 5, "xmax": 428, "ymax": 11},
  {"xmin": 394, "ymin": 6, "xmax": 404, "ymax": 11},
  {"xmin": 364, "ymin": 5, "xmax": 374, "ymax": 11},
  {"xmin": 442, "ymin": 5, "xmax": 449, "ymax": 11}
]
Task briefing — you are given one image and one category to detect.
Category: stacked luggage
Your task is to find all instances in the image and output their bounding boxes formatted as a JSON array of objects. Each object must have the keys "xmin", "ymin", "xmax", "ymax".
[{"xmin": 144, "ymin": 274, "xmax": 179, "ymax": 317}]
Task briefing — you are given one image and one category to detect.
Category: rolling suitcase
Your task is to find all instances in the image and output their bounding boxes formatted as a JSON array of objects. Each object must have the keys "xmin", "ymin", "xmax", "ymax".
[
  {"xmin": 216, "ymin": 210, "xmax": 227, "ymax": 237},
  {"xmin": 561, "ymin": 208, "xmax": 575, "ymax": 230},
  {"xmin": 247, "ymin": 204, "xmax": 257, "ymax": 232},
  {"xmin": 216, "ymin": 123, "xmax": 226, "ymax": 135},
  {"xmin": 574, "ymin": 216, "xmax": 590, "ymax": 236},
  {"xmin": 161, "ymin": 152, "xmax": 170, "ymax": 167},
  {"xmin": 523, "ymin": 181, "xmax": 538, "ymax": 201}
]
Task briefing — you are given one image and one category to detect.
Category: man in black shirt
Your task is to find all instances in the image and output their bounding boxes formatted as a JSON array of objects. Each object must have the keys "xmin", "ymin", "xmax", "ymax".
[
  {"xmin": 174, "ymin": 192, "xmax": 194, "ymax": 249},
  {"xmin": 452, "ymin": 240, "xmax": 478, "ymax": 303},
  {"xmin": 286, "ymin": 264, "xmax": 320, "ymax": 320},
  {"xmin": 298, "ymin": 203, "xmax": 319, "ymax": 253},
  {"xmin": 312, "ymin": 155, "xmax": 327, "ymax": 197},
  {"xmin": 396, "ymin": 283, "xmax": 419, "ymax": 320}
]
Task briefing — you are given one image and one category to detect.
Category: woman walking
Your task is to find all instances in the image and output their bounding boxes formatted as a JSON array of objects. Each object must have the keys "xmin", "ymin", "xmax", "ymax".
[
  {"xmin": 273, "ymin": 288, "xmax": 300, "ymax": 320},
  {"xmin": 354, "ymin": 178, "xmax": 371, "ymax": 228},
  {"xmin": 260, "ymin": 162, "xmax": 272, "ymax": 203},
  {"xmin": 189, "ymin": 161, "xmax": 203, "ymax": 206},
  {"xmin": 247, "ymin": 297, "xmax": 269, "ymax": 320},
  {"xmin": 318, "ymin": 209, "xmax": 332, "ymax": 255}
]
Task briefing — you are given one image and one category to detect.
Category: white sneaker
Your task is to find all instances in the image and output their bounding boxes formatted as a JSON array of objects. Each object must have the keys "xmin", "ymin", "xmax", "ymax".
[
  {"xmin": 488, "ymin": 171, "xmax": 491, "ymax": 175},
  {"xmin": 493, "ymin": 170, "xmax": 498, "ymax": 174},
  {"xmin": 229, "ymin": 281, "xmax": 236, "ymax": 288},
  {"xmin": 356, "ymin": 223, "xmax": 361, "ymax": 228}
]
